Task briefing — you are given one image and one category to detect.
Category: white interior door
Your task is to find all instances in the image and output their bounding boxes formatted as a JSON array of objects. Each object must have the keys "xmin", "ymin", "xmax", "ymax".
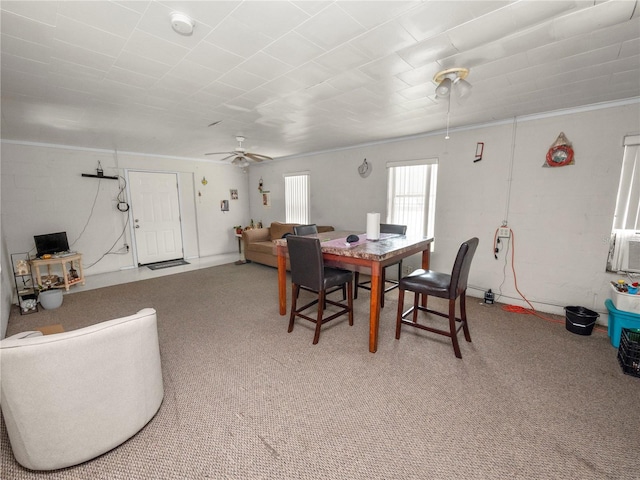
[{"xmin": 128, "ymin": 171, "xmax": 184, "ymax": 265}]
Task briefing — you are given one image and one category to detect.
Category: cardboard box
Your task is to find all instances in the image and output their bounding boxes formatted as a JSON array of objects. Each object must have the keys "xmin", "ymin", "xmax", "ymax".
[{"xmin": 610, "ymin": 284, "xmax": 640, "ymax": 314}]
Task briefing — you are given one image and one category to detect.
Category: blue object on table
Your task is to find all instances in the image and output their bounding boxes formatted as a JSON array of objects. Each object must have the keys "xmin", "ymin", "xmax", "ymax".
[{"xmin": 604, "ymin": 298, "xmax": 640, "ymax": 348}]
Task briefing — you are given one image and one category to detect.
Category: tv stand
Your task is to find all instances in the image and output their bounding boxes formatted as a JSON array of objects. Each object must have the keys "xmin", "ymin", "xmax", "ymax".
[{"xmin": 31, "ymin": 253, "xmax": 85, "ymax": 291}]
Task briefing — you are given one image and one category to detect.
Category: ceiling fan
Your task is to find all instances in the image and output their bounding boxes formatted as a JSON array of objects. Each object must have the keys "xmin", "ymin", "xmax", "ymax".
[{"xmin": 205, "ymin": 136, "xmax": 272, "ymax": 167}]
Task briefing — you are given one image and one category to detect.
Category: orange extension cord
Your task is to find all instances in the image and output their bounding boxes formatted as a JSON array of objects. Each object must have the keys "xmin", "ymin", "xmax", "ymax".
[{"xmin": 496, "ymin": 227, "xmax": 607, "ymax": 334}]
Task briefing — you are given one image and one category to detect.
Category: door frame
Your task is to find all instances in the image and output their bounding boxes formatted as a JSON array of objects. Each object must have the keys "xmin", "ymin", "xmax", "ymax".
[{"xmin": 125, "ymin": 169, "xmax": 186, "ymax": 267}]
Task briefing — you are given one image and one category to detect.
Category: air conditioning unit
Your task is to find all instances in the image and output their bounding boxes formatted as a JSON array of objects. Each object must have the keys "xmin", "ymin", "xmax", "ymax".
[{"xmin": 622, "ymin": 236, "xmax": 640, "ymax": 273}]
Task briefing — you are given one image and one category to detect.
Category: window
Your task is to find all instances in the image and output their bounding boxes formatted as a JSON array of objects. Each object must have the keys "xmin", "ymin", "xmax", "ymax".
[
  {"xmin": 284, "ymin": 172, "xmax": 309, "ymax": 224},
  {"xmin": 386, "ymin": 159, "xmax": 438, "ymax": 239},
  {"xmin": 607, "ymin": 135, "xmax": 640, "ymax": 273}
]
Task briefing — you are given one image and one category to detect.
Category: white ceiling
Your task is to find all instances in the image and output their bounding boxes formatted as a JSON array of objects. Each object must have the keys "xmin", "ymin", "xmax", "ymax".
[{"xmin": 1, "ymin": 1, "xmax": 639, "ymax": 163}]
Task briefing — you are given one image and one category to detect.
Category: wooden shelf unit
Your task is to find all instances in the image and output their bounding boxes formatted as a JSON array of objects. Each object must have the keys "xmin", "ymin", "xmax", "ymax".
[{"xmin": 30, "ymin": 253, "xmax": 85, "ymax": 291}]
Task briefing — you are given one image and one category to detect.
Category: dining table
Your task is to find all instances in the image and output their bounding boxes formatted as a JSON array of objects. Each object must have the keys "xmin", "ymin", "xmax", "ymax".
[{"xmin": 274, "ymin": 231, "xmax": 434, "ymax": 353}]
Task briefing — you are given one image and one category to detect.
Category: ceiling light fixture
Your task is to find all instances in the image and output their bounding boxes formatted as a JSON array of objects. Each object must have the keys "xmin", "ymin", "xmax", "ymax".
[
  {"xmin": 170, "ymin": 12, "xmax": 195, "ymax": 36},
  {"xmin": 231, "ymin": 156, "xmax": 250, "ymax": 169},
  {"xmin": 433, "ymin": 67, "xmax": 472, "ymax": 100},
  {"xmin": 433, "ymin": 67, "xmax": 472, "ymax": 140}
]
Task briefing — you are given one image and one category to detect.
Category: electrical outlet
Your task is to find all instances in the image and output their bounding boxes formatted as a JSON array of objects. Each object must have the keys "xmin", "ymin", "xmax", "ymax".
[
  {"xmin": 498, "ymin": 227, "xmax": 511, "ymax": 238},
  {"xmin": 403, "ymin": 265, "xmax": 413, "ymax": 275}
]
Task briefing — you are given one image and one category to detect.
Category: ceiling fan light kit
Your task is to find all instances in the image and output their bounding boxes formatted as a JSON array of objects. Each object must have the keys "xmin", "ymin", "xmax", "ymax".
[
  {"xmin": 433, "ymin": 67, "xmax": 471, "ymax": 99},
  {"xmin": 435, "ymin": 77, "xmax": 452, "ymax": 97},
  {"xmin": 205, "ymin": 135, "xmax": 273, "ymax": 168},
  {"xmin": 170, "ymin": 12, "xmax": 194, "ymax": 36},
  {"xmin": 433, "ymin": 67, "xmax": 472, "ymax": 140}
]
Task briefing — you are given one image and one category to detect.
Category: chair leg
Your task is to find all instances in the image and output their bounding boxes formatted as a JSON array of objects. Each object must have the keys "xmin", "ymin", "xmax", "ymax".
[
  {"xmin": 449, "ymin": 299, "xmax": 462, "ymax": 359},
  {"xmin": 460, "ymin": 292, "xmax": 471, "ymax": 342},
  {"xmin": 354, "ymin": 272, "xmax": 360, "ymax": 299},
  {"xmin": 288, "ymin": 284, "xmax": 299, "ymax": 333},
  {"xmin": 313, "ymin": 291, "xmax": 326, "ymax": 344},
  {"xmin": 412, "ymin": 292, "xmax": 420, "ymax": 323},
  {"xmin": 396, "ymin": 287, "xmax": 405, "ymax": 339},
  {"xmin": 347, "ymin": 281, "xmax": 354, "ymax": 325}
]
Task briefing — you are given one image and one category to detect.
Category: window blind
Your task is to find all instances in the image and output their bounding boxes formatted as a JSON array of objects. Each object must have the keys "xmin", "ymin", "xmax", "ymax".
[
  {"xmin": 284, "ymin": 173, "xmax": 309, "ymax": 224},
  {"xmin": 386, "ymin": 160, "xmax": 438, "ymax": 239},
  {"xmin": 612, "ymin": 135, "xmax": 640, "ymax": 231},
  {"xmin": 608, "ymin": 135, "xmax": 640, "ymax": 272}
]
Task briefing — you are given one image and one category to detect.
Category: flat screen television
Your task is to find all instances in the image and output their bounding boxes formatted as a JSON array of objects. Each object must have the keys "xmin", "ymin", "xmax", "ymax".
[{"xmin": 34, "ymin": 232, "xmax": 69, "ymax": 257}]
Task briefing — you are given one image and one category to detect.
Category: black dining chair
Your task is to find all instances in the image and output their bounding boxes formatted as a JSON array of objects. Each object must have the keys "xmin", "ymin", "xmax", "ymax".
[
  {"xmin": 395, "ymin": 237, "xmax": 479, "ymax": 358},
  {"xmin": 293, "ymin": 224, "xmax": 318, "ymax": 236},
  {"xmin": 292, "ymin": 223, "xmax": 345, "ymax": 301},
  {"xmin": 354, "ymin": 223, "xmax": 407, "ymax": 308},
  {"xmin": 286, "ymin": 236, "xmax": 354, "ymax": 344}
]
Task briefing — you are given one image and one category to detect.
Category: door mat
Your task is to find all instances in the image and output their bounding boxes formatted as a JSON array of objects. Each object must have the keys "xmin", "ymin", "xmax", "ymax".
[
  {"xmin": 146, "ymin": 259, "xmax": 190, "ymax": 271},
  {"xmin": 36, "ymin": 324, "xmax": 64, "ymax": 335}
]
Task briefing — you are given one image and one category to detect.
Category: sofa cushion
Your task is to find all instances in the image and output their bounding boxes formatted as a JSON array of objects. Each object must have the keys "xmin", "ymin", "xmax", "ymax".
[
  {"xmin": 248, "ymin": 241, "xmax": 275, "ymax": 255},
  {"xmin": 269, "ymin": 222, "xmax": 297, "ymax": 240}
]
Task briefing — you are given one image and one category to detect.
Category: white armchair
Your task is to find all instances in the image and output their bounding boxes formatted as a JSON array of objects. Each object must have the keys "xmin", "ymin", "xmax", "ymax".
[{"xmin": 0, "ymin": 308, "xmax": 164, "ymax": 471}]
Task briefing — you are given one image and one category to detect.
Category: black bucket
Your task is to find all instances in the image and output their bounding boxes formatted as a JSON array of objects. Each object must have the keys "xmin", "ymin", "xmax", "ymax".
[{"xmin": 565, "ymin": 306, "xmax": 599, "ymax": 336}]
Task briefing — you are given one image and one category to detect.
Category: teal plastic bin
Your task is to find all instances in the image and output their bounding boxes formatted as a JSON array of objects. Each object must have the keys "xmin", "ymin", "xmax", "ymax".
[{"xmin": 605, "ymin": 299, "xmax": 640, "ymax": 348}]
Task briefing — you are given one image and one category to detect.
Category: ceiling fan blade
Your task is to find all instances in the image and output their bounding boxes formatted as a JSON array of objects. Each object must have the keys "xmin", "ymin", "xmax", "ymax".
[
  {"xmin": 219, "ymin": 154, "xmax": 236, "ymax": 162},
  {"xmin": 205, "ymin": 151, "xmax": 233, "ymax": 156},
  {"xmin": 246, "ymin": 153, "xmax": 272, "ymax": 162}
]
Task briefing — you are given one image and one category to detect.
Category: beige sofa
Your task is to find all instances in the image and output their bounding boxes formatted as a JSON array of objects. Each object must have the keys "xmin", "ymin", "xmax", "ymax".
[{"xmin": 242, "ymin": 222, "xmax": 334, "ymax": 269}]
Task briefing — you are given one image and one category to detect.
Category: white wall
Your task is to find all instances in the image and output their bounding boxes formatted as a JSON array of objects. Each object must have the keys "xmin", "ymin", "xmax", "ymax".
[
  {"xmin": 248, "ymin": 102, "xmax": 640, "ymax": 319},
  {"xmin": 1, "ymin": 143, "xmax": 250, "ymax": 274}
]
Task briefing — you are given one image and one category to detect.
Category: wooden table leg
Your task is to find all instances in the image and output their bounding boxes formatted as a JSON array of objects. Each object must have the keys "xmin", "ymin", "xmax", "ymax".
[
  {"xmin": 369, "ymin": 262, "xmax": 382, "ymax": 353},
  {"xmin": 277, "ymin": 245, "xmax": 287, "ymax": 315},
  {"xmin": 77, "ymin": 259, "xmax": 85, "ymax": 286},
  {"xmin": 62, "ymin": 260, "xmax": 70, "ymax": 291},
  {"xmin": 34, "ymin": 264, "xmax": 42, "ymax": 289}
]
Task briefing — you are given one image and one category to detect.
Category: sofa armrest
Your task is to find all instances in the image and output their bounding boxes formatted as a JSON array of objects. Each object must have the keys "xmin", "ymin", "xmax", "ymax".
[{"xmin": 243, "ymin": 228, "xmax": 271, "ymax": 249}]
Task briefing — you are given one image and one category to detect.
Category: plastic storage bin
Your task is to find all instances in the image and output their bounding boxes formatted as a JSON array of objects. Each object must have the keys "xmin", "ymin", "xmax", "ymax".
[
  {"xmin": 617, "ymin": 328, "xmax": 640, "ymax": 378},
  {"xmin": 609, "ymin": 284, "xmax": 640, "ymax": 313},
  {"xmin": 605, "ymin": 299, "xmax": 640, "ymax": 348}
]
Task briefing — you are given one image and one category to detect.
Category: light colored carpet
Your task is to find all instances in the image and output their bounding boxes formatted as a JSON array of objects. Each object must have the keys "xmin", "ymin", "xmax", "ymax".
[{"xmin": 2, "ymin": 262, "xmax": 638, "ymax": 479}]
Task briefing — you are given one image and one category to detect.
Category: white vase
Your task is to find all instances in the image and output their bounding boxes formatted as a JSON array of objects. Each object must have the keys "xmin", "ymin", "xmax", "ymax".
[{"xmin": 39, "ymin": 289, "xmax": 63, "ymax": 309}]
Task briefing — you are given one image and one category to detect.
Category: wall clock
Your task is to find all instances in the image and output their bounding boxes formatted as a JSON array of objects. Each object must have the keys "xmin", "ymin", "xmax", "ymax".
[{"xmin": 358, "ymin": 159, "xmax": 372, "ymax": 178}]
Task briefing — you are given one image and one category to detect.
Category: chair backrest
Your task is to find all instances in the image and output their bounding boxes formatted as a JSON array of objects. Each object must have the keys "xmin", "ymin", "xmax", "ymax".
[
  {"xmin": 380, "ymin": 223, "xmax": 407, "ymax": 235},
  {"xmin": 449, "ymin": 237, "xmax": 479, "ymax": 297},
  {"xmin": 293, "ymin": 224, "xmax": 318, "ymax": 236},
  {"xmin": 287, "ymin": 235, "xmax": 324, "ymax": 291}
]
